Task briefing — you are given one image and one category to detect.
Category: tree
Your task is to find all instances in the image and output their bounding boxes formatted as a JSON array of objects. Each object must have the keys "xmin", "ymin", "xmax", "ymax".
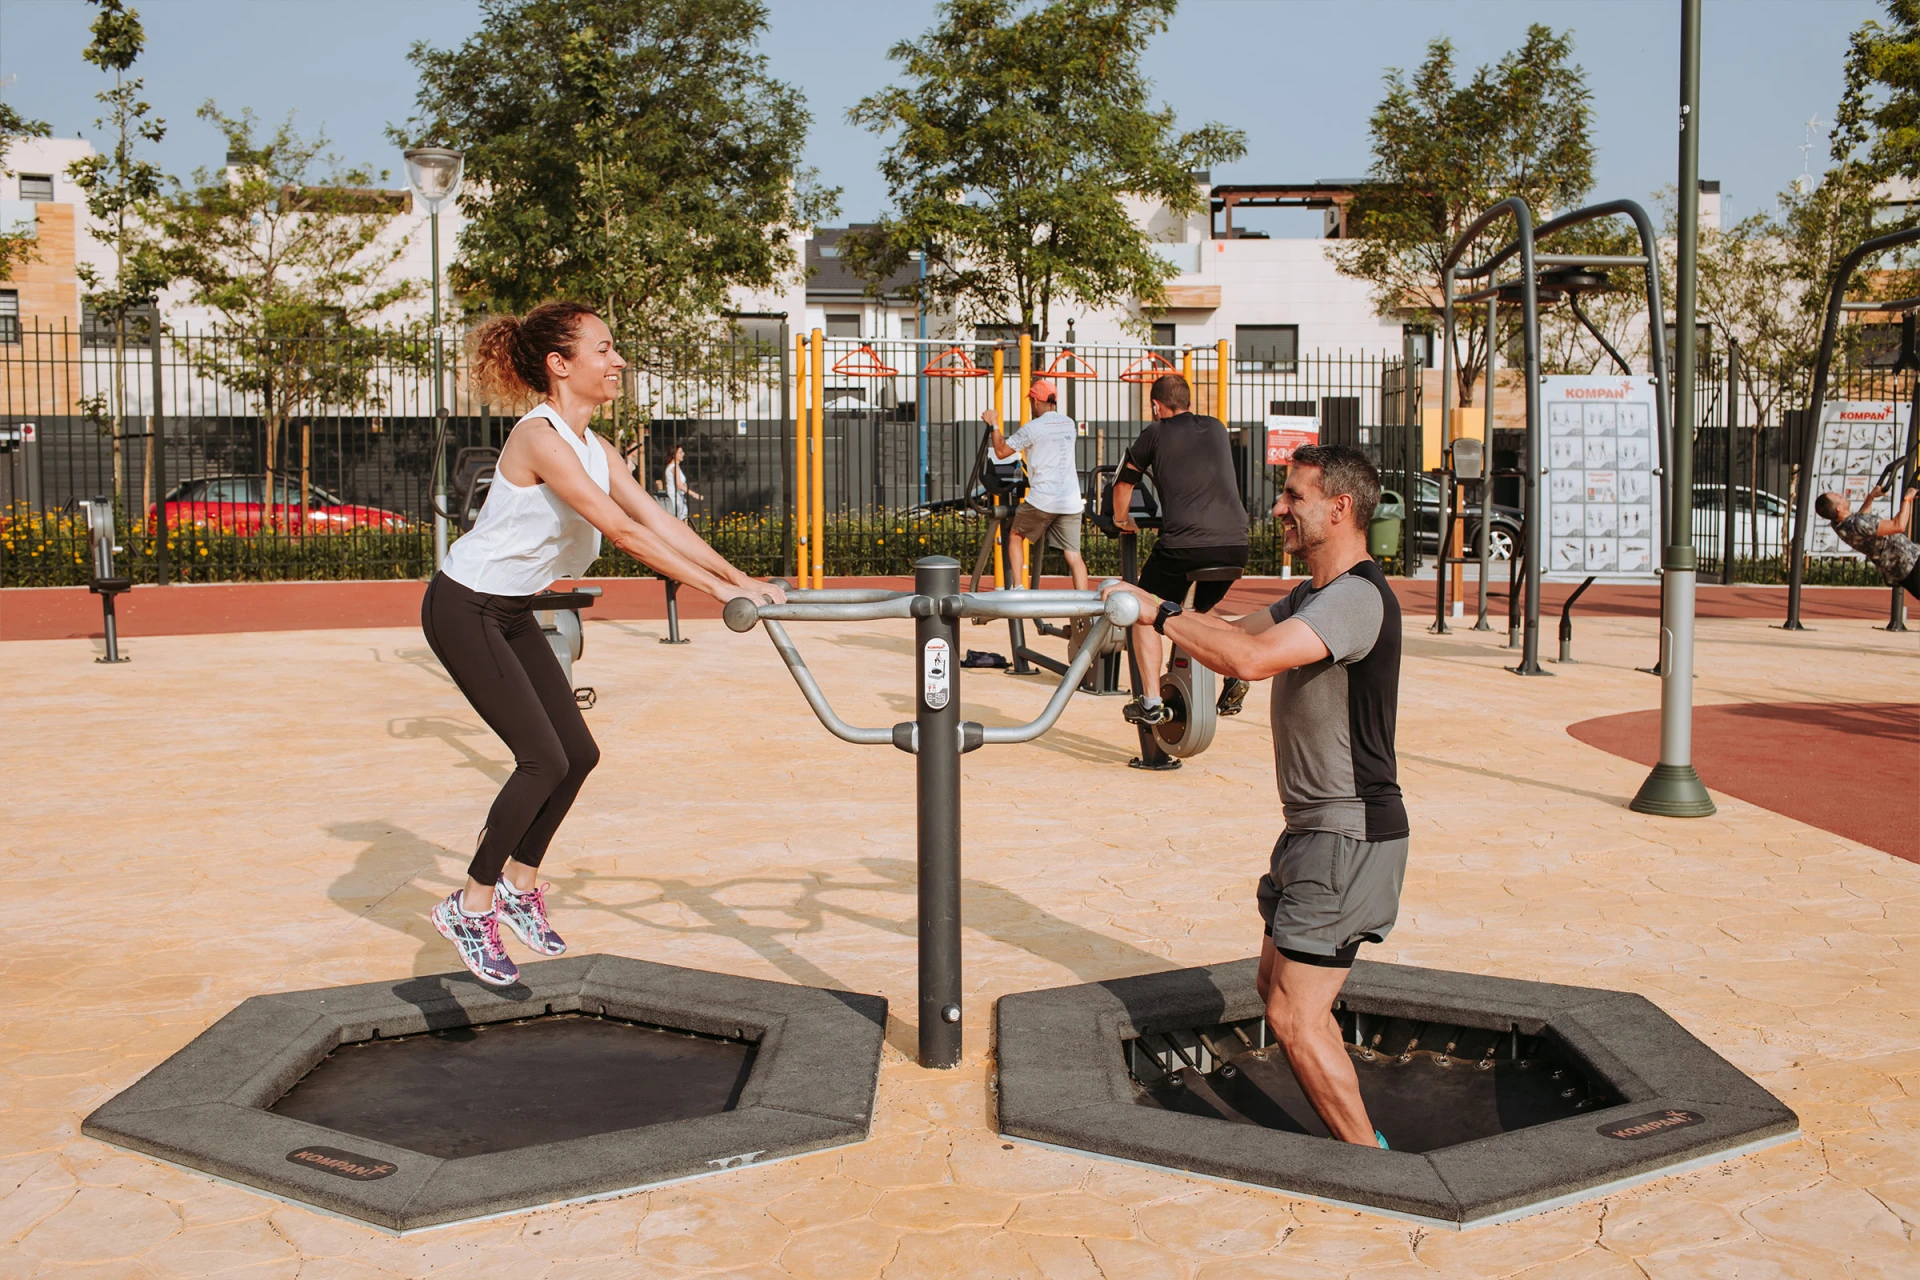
[
  {"xmin": 1834, "ymin": 0, "xmax": 1920, "ymax": 184},
  {"xmin": 0, "ymin": 102, "xmax": 52, "ymax": 281},
  {"xmin": 158, "ymin": 105, "xmax": 418, "ymax": 508},
  {"xmin": 395, "ymin": 0, "xmax": 835, "ymax": 352},
  {"xmin": 67, "ymin": 0, "xmax": 173, "ymax": 504},
  {"xmin": 844, "ymin": 0, "xmax": 1244, "ymax": 341},
  {"xmin": 1337, "ymin": 26, "xmax": 1594, "ymax": 406}
]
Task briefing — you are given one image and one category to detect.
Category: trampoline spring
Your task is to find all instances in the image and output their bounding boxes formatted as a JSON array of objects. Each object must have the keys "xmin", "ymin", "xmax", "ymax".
[
  {"xmin": 1231, "ymin": 1025, "xmax": 1255, "ymax": 1049},
  {"xmin": 1162, "ymin": 1035, "xmax": 1202, "ymax": 1073},
  {"xmin": 1199, "ymin": 1032, "xmax": 1232, "ymax": 1067},
  {"xmin": 1398, "ymin": 1022, "xmax": 1426, "ymax": 1064}
]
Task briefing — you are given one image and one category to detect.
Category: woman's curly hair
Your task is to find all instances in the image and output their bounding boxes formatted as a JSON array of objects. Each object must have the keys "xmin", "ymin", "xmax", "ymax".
[{"xmin": 468, "ymin": 301, "xmax": 601, "ymax": 405}]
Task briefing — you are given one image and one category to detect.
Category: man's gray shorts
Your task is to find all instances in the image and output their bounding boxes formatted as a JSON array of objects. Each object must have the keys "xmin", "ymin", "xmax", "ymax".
[
  {"xmin": 1255, "ymin": 829, "xmax": 1408, "ymax": 959},
  {"xmin": 1009, "ymin": 504, "xmax": 1082, "ymax": 553}
]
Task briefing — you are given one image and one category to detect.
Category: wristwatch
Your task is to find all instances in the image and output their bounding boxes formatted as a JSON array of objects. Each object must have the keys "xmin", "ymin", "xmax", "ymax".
[{"xmin": 1152, "ymin": 600, "xmax": 1184, "ymax": 634}]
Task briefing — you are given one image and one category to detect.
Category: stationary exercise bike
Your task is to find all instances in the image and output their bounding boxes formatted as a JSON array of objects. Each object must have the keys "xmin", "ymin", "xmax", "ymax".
[{"xmin": 1090, "ymin": 467, "xmax": 1243, "ymax": 771}]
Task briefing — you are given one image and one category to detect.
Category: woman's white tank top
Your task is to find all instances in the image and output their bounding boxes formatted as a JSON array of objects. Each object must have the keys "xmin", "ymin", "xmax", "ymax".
[{"xmin": 442, "ymin": 403, "xmax": 610, "ymax": 596}]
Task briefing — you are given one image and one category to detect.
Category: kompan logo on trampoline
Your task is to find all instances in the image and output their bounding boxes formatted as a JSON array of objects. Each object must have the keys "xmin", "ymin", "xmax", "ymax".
[
  {"xmin": 285, "ymin": 1146, "xmax": 399, "ymax": 1180},
  {"xmin": 1597, "ymin": 1109, "xmax": 1705, "ymax": 1141}
]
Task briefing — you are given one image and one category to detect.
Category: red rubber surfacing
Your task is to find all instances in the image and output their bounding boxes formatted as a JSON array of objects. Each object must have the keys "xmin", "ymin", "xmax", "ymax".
[{"xmin": 1567, "ymin": 703, "xmax": 1919, "ymax": 863}]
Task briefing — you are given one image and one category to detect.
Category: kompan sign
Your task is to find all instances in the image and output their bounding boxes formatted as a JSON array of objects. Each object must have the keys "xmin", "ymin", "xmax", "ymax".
[
  {"xmin": 1807, "ymin": 401, "xmax": 1907, "ymax": 560},
  {"xmin": 1539, "ymin": 376, "xmax": 1662, "ymax": 582}
]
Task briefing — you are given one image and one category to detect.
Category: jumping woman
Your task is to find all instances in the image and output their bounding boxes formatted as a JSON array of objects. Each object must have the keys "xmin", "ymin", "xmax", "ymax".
[{"xmin": 424, "ymin": 302, "xmax": 783, "ymax": 985}]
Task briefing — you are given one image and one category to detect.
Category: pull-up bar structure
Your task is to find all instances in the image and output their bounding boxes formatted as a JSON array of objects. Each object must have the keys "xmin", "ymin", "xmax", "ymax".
[{"xmin": 1783, "ymin": 221, "xmax": 1920, "ymax": 631}]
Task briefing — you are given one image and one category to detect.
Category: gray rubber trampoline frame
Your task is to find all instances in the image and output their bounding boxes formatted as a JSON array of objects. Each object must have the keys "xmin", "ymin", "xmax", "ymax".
[
  {"xmin": 82, "ymin": 954, "xmax": 887, "ymax": 1232},
  {"xmin": 995, "ymin": 958, "xmax": 1798, "ymax": 1229}
]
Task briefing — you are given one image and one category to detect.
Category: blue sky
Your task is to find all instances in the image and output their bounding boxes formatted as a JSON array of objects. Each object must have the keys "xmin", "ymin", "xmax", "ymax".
[{"xmin": 0, "ymin": 0, "xmax": 1878, "ymax": 233}]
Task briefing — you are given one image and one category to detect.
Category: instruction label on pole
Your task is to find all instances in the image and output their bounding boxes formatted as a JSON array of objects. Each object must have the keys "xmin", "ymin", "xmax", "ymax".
[
  {"xmin": 1807, "ymin": 400, "xmax": 1904, "ymax": 559},
  {"xmin": 1265, "ymin": 415, "xmax": 1318, "ymax": 465},
  {"xmin": 922, "ymin": 637, "xmax": 950, "ymax": 710},
  {"xmin": 1539, "ymin": 375, "xmax": 1663, "ymax": 582}
]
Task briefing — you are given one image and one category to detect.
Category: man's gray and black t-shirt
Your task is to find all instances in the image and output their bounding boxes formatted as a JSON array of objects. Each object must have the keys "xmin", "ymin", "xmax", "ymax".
[
  {"xmin": 1266, "ymin": 559, "xmax": 1407, "ymax": 842},
  {"xmin": 1834, "ymin": 512, "xmax": 1919, "ymax": 584}
]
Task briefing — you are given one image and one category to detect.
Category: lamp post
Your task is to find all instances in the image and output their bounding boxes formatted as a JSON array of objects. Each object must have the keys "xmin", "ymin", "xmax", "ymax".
[{"xmin": 403, "ymin": 146, "xmax": 466, "ymax": 571}]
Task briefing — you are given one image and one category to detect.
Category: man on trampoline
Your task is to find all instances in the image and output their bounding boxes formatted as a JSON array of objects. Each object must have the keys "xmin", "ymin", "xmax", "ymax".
[
  {"xmin": 423, "ymin": 302, "xmax": 783, "ymax": 987},
  {"xmin": 1104, "ymin": 444, "xmax": 1405, "ymax": 1148},
  {"xmin": 1111, "ymin": 373, "xmax": 1249, "ymax": 726},
  {"xmin": 982, "ymin": 378, "xmax": 1089, "ymax": 591},
  {"xmin": 1816, "ymin": 480, "xmax": 1919, "ymax": 599}
]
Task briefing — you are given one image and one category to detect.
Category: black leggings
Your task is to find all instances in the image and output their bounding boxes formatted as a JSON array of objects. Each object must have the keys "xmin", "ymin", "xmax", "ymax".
[
  {"xmin": 421, "ymin": 572, "xmax": 600, "ymax": 886},
  {"xmin": 1905, "ymin": 560, "xmax": 1920, "ymax": 601}
]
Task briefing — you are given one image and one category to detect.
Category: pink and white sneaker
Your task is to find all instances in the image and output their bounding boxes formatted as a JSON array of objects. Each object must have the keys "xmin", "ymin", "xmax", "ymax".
[
  {"xmin": 430, "ymin": 891, "xmax": 520, "ymax": 986},
  {"xmin": 494, "ymin": 880, "xmax": 566, "ymax": 956}
]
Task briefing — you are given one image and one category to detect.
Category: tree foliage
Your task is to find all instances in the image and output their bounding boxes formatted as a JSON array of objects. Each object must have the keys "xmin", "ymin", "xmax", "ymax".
[
  {"xmin": 1834, "ymin": 0, "xmax": 1920, "ymax": 183},
  {"xmin": 0, "ymin": 102, "xmax": 52, "ymax": 281},
  {"xmin": 158, "ymin": 105, "xmax": 420, "ymax": 500},
  {"xmin": 843, "ymin": 0, "xmax": 1245, "ymax": 340},
  {"xmin": 66, "ymin": 0, "xmax": 175, "ymax": 502},
  {"xmin": 67, "ymin": 0, "xmax": 173, "ymax": 318},
  {"xmin": 396, "ymin": 0, "xmax": 834, "ymax": 353},
  {"xmin": 1337, "ymin": 26, "xmax": 1594, "ymax": 404}
]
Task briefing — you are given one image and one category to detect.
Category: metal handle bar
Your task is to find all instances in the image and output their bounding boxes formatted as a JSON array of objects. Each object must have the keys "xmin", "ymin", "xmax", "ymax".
[
  {"xmin": 939, "ymin": 587, "xmax": 1139, "ymax": 623},
  {"xmin": 724, "ymin": 594, "xmax": 921, "ymax": 630},
  {"xmin": 780, "ymin": 587, "xmax": 917, "ymax": 604},
  {"xmin": 728, "ymin": 587, "xmax": 1142, "ymax": 753}
]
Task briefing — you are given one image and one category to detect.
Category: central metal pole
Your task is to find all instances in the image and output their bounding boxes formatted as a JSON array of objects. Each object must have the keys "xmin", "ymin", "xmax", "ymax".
[
  {"xmin": 430, "ymin": 208, "xmax": 448, "ymax": 572},
  {"xmin": 1632, "ymin": 0, "xmax": 1714, "ymax": 817},
  {"xmin": 915, "ymin": 555, "xmax": 964, "ymax": 1068},
  {"xmin": 1722, "ymin": 337, "xmax": 1740, "ymax": 585}
]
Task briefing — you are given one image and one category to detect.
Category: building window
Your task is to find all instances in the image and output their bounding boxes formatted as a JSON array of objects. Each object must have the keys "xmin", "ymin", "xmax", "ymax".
[
  {"xmin": 0, "ymin": 291, "xmax": 18, "ymax": 344},
  {"xmin": 1151, "ymin": 322, "xmax": 1177, "ymax": 352},
  {"xmin": 824, "ymin": 313, "xmax": 861, "ymax": 338},
  {"xmin": 1235, "ymin": 324, "xmax": 1298, "ymax": 373},
  {"xmin": 19, "ymin": 174, "xmax": 54, "ymax": 203}
]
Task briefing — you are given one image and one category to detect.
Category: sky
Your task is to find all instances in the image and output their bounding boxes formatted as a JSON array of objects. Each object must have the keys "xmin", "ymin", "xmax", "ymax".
[{"xmin": 0, "ymin": 0, "xmax": 1880, "ymax": 235}]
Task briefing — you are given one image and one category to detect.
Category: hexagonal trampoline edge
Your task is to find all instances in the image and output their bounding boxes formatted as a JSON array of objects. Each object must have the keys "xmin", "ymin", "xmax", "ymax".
[
  {"xmin": 81, "ymin": 954, "xmax": 887, "ymax": 1231},
  {"xmin": 994, "ymin": 958, "xmax": 1797, "ymax": 1227}
]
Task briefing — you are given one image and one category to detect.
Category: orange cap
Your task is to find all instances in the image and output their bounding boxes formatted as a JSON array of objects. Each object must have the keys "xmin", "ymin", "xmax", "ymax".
[{"xmin": 1028, "ymin": 379, "xmax": 1058, "ymax": 403}]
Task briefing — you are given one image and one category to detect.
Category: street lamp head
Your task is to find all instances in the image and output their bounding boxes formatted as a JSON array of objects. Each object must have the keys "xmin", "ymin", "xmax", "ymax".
[{"xmin": 403, "ymin": 147, "xmax": 465, "ymax": 215}]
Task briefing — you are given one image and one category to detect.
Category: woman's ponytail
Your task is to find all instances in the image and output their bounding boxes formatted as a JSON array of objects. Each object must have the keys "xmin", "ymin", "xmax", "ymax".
[{"xmin": 467, "ymin": 302, "xmax": 601, "ymax": 406}]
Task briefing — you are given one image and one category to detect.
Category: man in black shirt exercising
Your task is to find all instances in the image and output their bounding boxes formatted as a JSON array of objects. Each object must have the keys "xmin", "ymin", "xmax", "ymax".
[{"xmin": 1111, "ymin": 373, "xmax": 1250, "ymax": 725}]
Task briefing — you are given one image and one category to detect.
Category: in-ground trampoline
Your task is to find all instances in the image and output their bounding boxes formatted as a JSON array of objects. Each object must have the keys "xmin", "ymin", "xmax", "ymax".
[
  {"xmin": 996, "ymin": 959, "xmax": 1797, "ymax": 1228},
  {"xmin": 84, "ymin": 955, "xmax": 887, "ymax": 1231}
]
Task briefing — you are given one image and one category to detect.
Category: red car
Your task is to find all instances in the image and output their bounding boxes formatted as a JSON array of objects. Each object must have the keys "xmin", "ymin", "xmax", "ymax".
[{"xmin": 151, "ymin": 476, "xmax": 414, "ymax": 533}]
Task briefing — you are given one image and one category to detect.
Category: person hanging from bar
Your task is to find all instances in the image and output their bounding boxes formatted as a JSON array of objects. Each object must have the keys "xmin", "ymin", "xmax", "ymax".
[
  {"xmin": 423, "ymin": 302, "xmax": 784, "ymax": 986},
  {"xmin": 1816, "ymin": 480, "xmax": 1919, "ymax": 600}
]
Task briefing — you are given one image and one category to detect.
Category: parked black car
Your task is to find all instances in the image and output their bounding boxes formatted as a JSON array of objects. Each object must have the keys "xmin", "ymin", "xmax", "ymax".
[{"xmin": 1394, "ymin": 473, "xmax": 1525, "ymax": 561}]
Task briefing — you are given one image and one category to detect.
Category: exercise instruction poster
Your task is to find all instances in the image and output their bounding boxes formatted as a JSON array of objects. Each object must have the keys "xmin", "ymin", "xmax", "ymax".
[
  {"xmin": 1807, "ymin": 400, "xmax": 1905, "ymax": 559},
  {"xmin": 1540, "ymin": 375, "xmax": 1662, "ymax": 582}
]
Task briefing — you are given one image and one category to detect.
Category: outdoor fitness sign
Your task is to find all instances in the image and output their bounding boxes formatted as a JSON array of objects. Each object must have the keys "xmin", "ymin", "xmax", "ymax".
[
  {"xmin": 1807, "ymin": 400, "xmax": 1906, "ymax": 560},
  {"xmin": 1539, "ymin": 375, "xmax": 1663, "ymax": 583}
]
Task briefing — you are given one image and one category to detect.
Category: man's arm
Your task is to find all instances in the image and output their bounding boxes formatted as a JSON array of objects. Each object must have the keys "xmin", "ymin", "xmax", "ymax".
[
  {"xmin": 981, "ymin": 408, "xmax": 1019, "ymax": 459},
  {"xmin": 1099, "ymin": 582, "xmax": 1327, "ymax": 679},
  {"xmin": 1876, "ymin": 490, "xmax": 1917, "ymax": 538}
]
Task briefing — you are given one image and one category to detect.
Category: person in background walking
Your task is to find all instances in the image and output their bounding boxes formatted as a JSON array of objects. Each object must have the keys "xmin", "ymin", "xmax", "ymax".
[{"xmin": 664, "ymin": 444, "xmax": 701, "ymax": 521}]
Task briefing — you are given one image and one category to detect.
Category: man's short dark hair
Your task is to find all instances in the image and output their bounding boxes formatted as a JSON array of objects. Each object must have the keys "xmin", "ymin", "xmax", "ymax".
[
  {"xmin": 1150, "ymin": 373, "xmax": 1191, "ymax": 412},
  {"xmin": 1290, "ymin": 444, "xmax": 1381, "ymax": 526},
  {"xmin": 1815, "ymin": 492, "xmax": 1840, "ymax": 521}
]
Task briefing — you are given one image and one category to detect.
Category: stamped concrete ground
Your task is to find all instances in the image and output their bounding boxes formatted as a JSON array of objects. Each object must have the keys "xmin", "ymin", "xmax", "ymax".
[{"xmin": 1, "ymin": 603, "xmax": 1915, "ymax": 1278}]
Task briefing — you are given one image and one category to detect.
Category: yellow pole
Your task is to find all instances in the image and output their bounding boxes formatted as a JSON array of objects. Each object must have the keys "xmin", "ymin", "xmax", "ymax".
[
  {"xmin": 1215, "ymin": 338, "xmax": 1229, "ymax": 424},
  {"xmin": 794, "ymin": 333, "xmax": 809, "ymax": 583},
  {"xmin": 810, "ymin": 328, "xmax": 825, "ymax": 588},
  {"xmin": 1181, "ymin": 346, "xmax": 1193, "ymax": 389},
  {"xmin": 1018, "ymin": 332, "xmax": 1032, "ymax": 425},
  {"xmin": 991, "ymin": 344, "xmax": 1007, "ymax": 589}
]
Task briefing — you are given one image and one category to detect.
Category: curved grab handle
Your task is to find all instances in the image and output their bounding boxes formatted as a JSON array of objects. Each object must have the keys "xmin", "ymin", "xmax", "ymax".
[
  {"xmin": 975, "ymin": 607, "xmax": 1133, "ymax": 747},
  {"xmin": 757, "ymin": 620, "xmax": 895, "ymax": 746}
]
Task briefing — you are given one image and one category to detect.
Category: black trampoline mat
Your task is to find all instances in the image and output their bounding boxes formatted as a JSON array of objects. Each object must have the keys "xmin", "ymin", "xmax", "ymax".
[
  {"xmin": 1131, "ymin": 1019, "xmax": 1618, "ymax": 1154},
  {"xmin": 271, "ymin": 1014, "xmax": 756, "ymax": 1159}
]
